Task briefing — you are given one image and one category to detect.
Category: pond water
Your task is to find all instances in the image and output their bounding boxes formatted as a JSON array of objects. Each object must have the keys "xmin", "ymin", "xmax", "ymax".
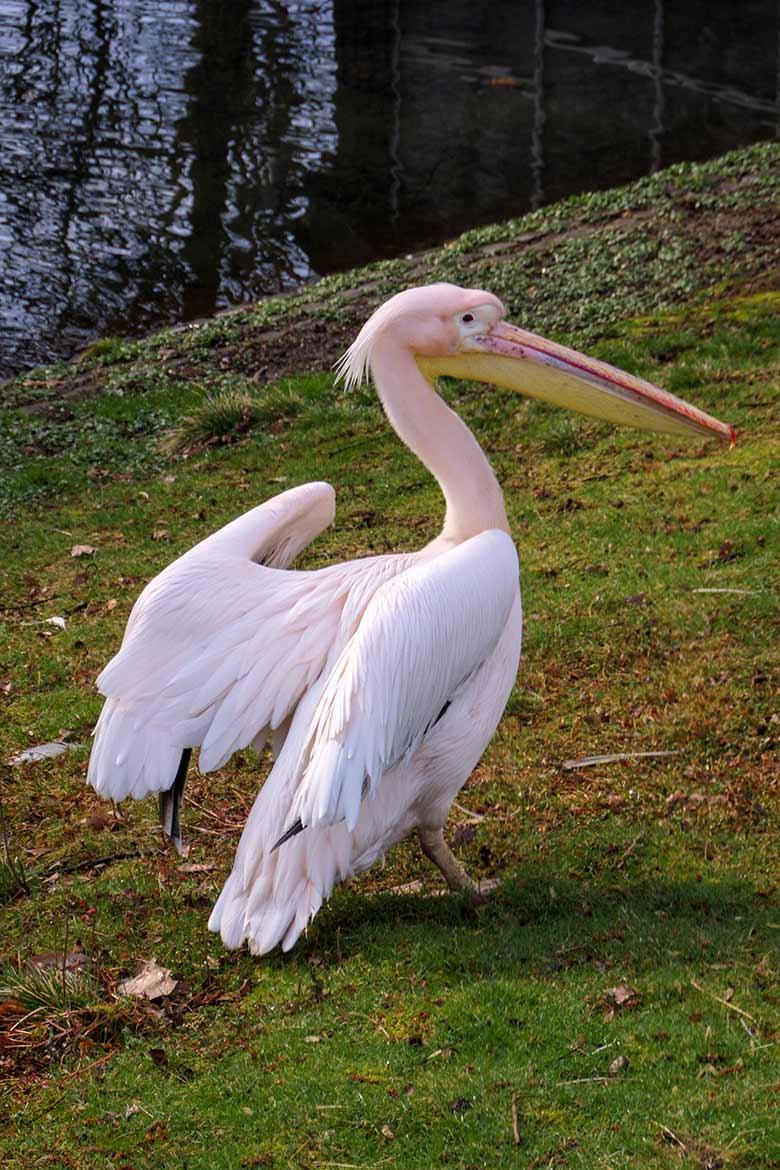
[{"xmin": 1, "ymin": 0, "xmax": 778, "ymax": 377}]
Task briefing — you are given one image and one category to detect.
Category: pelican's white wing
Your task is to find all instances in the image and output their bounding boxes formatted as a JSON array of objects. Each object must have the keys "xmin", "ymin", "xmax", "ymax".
[
  {"xmin": 87, "ymin": 482, "xmax": 414, "ymax": 802},
  {"xmin": 289, "ymin": 528, "xmax": 519, "ymax": 832}
]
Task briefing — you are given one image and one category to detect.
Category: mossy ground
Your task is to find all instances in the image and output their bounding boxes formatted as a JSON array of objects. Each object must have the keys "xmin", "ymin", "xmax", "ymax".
[{"xmin": 1, "ymin": 144, "xmax": 779, "ymax": 1169}]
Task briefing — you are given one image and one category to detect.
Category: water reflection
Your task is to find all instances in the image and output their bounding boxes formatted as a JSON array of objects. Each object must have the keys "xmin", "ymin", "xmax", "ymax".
[{"xmin": 0, "ymin": 0, "xmax": 777, "ymax": 376}]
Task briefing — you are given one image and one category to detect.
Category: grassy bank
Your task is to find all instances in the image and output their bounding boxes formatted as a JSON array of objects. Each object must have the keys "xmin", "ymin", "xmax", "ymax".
[{"xmin": 1, "ymin": 144, "xmax": 779, "ymax": 1168}]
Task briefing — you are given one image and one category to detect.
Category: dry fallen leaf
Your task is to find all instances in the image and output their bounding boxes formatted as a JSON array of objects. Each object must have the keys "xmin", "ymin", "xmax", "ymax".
[
  {"xmin": 118, "ymin": 959, "xmax": 178, "ymax": 1000},
  {"xmin": 85, "ymin": 808, "xmax": 114, "ymax": 831},
  {"xmin": 27, "ymin": 949, "xmax": 88, "ymax": 973},
  {"xmin": 605, "ymin": 982, "xmax": 639, "ymax": 1007},
  {"xmin": 152, "ymin": 529, "xmax": 170, "ymax": 541},
  {"xmin": 381, "ymin": 1125, "xmax": 395, "ymax": 1142},
  {"xmin": 608, "ymin": 1054, "xmax": 630, "ymax": 1075},
  {"xmin": 71, "ymin": 544, "xmax": 95, "ymax": 558}
]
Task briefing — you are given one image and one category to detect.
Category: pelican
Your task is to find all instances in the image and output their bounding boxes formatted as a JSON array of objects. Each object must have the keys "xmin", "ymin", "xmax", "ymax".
[{"xmin": 88, "ymin": 284, "xmax": 733, "ymax": 955}]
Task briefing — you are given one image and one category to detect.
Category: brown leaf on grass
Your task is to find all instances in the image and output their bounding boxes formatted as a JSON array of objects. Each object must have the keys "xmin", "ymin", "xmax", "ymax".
[
  {"xmin": 717, "ymin": 539, "xmax": 742, "ymax": 563},
  {"xmin": 152, "ymin": 529, "xmax": 170, "ymax": 541},
  {"xmin": 605, "ymin": 982, "xmax": 640, "ymax": 1007},
  {"xmin": 27, "ymin": 949, "xmax": 88, "ymax": 973},
  {"xmin": 608, "ymin": 1054, "xmax": 630, "ymax": 1075},
  {"xmin": 85, "ymin": 808, "xmax": 114, "ymax": 831},
  {"xmin": 381, "ymin": 1125, "xmax": 395, "ymax": 1141},
  {"xmin": 665, "ymin": 789, "xmax": 687, "ymax": 809},
  {"xmin": 70, "ymin": 544, "xmax": 95, "ymax": 557},
  {"xmin": 605, "ymin": 794, "xmax": 627, "ymax": 813},
  {"xmin": 118, "ymin": 959, "xmax": 177, "ymax": 1000},
  {"xmin": 0, "ymin": 999, "xmax": 26, "ymax": 1020}
]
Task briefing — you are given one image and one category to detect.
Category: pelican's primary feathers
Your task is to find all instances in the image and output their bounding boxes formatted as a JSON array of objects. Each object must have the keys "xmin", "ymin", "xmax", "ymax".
[{"xmin": 88, "ymin": 283, "xmax": 733, "ymax": 955}]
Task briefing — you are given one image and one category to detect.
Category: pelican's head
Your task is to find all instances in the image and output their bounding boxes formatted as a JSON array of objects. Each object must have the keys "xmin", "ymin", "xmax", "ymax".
[{"xmin": 338, "ymin": 283, "xmax": 735, "ymax": 445}]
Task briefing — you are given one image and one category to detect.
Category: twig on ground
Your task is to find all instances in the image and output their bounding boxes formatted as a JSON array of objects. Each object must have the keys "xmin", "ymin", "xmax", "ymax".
[
  {"xmin": 556, "ymin": 1076, "xmax": 609, "ymax": 1085},
  {"xmin": 42, "ymin": 850, "xmax": 146, "ymax": 878},
  {"xmin": 690, "ymin": 979, "xmax": 755, "ymax": 1021},
  {"xmin": 511, "ymin": 1090, "xmax": 521, "ymax": 1146},
  {"xmin": 452, "ymin": 801, "xmax": 486, "ymax": 823},
  {"xmin": 346, "ymin": 1010, "xmax": 391, "ymax": 1040},
  {"xmin": 0, "ymin": 595, "xmax": 60, "ymax": 614},
  {"xmin": 559, "ymin": 750, "xmax": 679, "ymax": 771},
  {"xmin": 61, "ymin": 914, "xmax": 69, "ymax": 1010},
  {"xmin": 617, "ymin": 834, "xmax": 643, "ymax": 869},
  {"xmin": 61, "ymin": 1050, "xmax": 115, "ymax": 1082},
  {"xmin": 692, "ymin": 588, "xmax": 760, "ymax": 595},
  {"xmin": 655, "ymin": 1122, "xmax": 688, "ymax": 1151}
]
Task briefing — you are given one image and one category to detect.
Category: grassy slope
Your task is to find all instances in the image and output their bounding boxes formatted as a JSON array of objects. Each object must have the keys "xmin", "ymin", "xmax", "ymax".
[{"xmin": 1, "ymin": 144, "xmax": 779, "ymax": 1169}]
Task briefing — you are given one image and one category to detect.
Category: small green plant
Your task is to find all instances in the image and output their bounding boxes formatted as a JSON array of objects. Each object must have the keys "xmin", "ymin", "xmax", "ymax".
[
  {"xmin": 79, "ymin": 336, "xmax": 136, "ymax": 365},
  {"xmin": 161, "ymin": 383, "xmax": 306, "ymax": 451},
  {"xmin": 0, "ymin": 800, "xmax": 30, "ymax": 904},
  {"xmin": 0, "ymin": 859, "xmax": 28, "ymax": 906},
  {"xmin": 0, "ymin": 962, "xmax": 101, "ymax": 1014}
]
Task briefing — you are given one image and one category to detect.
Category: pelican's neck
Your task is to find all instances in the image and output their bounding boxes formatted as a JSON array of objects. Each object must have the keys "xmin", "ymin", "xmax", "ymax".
[{"xmin": 370, "ymin": 341, "xmax": 508, "ymax": 543}]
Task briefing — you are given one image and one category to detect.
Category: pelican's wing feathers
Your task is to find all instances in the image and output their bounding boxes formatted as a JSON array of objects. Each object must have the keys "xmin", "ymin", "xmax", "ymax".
[
  {"xmin": 289, "ymin": 528, "xmax": 519, "ymax": 833},
  {"xmin": 87, "ymin": 482, "xmax": 412, "ymax": 802}
]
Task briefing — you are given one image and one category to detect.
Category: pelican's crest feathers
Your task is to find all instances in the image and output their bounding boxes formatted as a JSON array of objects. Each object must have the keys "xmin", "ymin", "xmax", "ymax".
[
  {"xmin": 335, "ymin": 283, "xmax": 463, "ymax": 390},
  {"xmin": 334, "ymin": 294, "xmax": 409, "ymax": 391}
]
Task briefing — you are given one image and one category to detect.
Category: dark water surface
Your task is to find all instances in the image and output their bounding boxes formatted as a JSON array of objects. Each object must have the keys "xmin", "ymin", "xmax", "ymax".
[{"xmin": 1, "ymin": 0, "xmax": 778, "ymax": 377}]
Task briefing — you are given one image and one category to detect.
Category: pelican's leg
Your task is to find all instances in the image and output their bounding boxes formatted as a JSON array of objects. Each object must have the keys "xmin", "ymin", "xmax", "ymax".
[{"xmin": 418, "ymin": 827, "xmax": 477, "ymax": 893}]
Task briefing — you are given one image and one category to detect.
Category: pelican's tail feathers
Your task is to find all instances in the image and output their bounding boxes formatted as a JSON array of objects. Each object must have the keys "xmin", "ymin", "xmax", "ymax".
[{"xmin": 208, "ymin": 758, "xmax": 352, "ymax": 955}]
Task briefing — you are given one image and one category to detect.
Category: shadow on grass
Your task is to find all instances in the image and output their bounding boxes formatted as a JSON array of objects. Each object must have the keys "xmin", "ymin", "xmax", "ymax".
[{"xmin": 263, "ymin": 852, "xmax": 771, "ymax": 984}]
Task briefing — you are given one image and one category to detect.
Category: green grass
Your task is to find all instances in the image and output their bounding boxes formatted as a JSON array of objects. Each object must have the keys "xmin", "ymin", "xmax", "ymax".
[{"xmin": 1, "ymin": 148, "xmax": 779, "ymax": 1168}]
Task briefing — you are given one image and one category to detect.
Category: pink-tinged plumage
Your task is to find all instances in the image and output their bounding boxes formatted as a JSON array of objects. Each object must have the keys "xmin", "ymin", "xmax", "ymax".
[{"xmin": 88, "ymin": 283, "xmax": 732, "ymax": 955}]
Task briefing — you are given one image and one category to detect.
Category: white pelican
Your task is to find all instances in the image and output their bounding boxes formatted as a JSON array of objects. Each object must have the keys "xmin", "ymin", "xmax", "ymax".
[{"xmin": 88, "ymin": 284, "xmax": 733, "ymax": 955}]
